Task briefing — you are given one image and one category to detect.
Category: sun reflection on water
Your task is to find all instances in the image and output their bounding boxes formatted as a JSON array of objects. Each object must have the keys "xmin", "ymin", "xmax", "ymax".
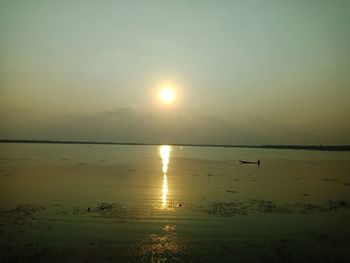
[{"xmin": 160, "ymin": 145, "xmax": 171, "ymax": 208}]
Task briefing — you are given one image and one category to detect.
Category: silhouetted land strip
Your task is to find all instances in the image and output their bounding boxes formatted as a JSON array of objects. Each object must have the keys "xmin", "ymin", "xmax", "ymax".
[{"xmin": 1, "ymin": 139, "xmax": 349, "ymax": 151}]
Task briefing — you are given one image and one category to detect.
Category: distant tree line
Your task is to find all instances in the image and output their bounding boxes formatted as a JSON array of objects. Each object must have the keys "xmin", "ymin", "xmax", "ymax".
[{"xmin": 0, "ymin": 139, "xmax": 349, "ymax": 151}]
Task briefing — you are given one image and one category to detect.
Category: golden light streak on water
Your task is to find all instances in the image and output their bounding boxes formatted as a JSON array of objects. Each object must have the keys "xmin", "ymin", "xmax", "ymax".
[
  {"xmin": 162, "ymin": 174, "xmax": 168, "ymax": 208},
  {"xmin": 160, "ymin": 145, "xmax": 171, "ymax": 208}
]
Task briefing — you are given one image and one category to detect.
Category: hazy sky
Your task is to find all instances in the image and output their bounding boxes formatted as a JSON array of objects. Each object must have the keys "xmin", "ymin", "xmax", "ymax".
[{"xmin": 1, "ymin": 0, "xmax": 349, "ymax": 144}]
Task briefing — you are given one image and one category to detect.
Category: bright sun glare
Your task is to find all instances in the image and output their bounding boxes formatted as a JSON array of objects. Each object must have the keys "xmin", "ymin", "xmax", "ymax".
[{"xmin": 159, "ymin": 85, "xmax": 176, "ymax": 104}]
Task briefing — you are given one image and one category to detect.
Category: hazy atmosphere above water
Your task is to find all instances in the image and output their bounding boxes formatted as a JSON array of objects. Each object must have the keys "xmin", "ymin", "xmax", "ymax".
[{"xmin": 1, "ymin": 0, "xmax": 349, "ymax": 145}]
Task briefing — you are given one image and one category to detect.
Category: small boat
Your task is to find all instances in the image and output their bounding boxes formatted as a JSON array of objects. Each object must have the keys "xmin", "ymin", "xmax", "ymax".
[{"xmin": 239, "ymin": 160, "xmax": 260, "ymax": 165}]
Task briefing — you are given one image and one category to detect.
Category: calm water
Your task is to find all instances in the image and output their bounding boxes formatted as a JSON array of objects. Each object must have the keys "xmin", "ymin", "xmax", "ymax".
[{"xmin": 1, "ymin": 143, "xmax": 350, "ymax": 262}]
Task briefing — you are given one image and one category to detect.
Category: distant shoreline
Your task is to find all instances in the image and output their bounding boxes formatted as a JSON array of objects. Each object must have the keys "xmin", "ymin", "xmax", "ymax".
[{"xmin": 0, "ymin": 139, "xmax": 349, "ymax": 152}]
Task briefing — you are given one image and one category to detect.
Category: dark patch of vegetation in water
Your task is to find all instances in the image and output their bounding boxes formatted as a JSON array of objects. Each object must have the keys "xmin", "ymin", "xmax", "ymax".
[
  {"xmin": 0, "ymin": 204, "xmax": 45, "ymax": 233},
  {"xmin": 194, "ymin": 199, "xmax": 350, "ymax": 217},
  {"xmin": 72, "ymin": 202, "xmax": 152, "ymax": 221}
]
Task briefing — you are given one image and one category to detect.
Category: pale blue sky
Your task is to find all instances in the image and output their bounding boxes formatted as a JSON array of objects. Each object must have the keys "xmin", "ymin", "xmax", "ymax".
[{"xmin": 1, "ymin": 0, "xmax": 349, "ymax": 144}]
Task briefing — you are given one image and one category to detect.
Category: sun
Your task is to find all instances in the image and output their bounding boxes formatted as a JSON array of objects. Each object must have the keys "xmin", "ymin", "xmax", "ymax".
[{"xmin": 159, "ymin": 85, "xmax": 176, "ymax": 105}]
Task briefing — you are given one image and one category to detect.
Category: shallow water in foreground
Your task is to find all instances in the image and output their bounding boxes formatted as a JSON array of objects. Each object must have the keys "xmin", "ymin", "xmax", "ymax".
[{"xmin": 1, "ymin": 143, "xmax": 350, "ymax": 262}]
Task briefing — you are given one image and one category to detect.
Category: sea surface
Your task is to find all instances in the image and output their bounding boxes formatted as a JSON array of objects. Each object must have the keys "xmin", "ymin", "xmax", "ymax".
[{"xmin": 1, "ymin": 143, "xmax": 350, "ymax": 262}]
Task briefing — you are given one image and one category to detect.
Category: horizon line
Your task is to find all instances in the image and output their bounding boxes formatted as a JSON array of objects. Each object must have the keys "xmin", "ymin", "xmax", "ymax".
[{"xmin": 0, "ymin": 139, "xmax": 349, "ymax": 151}]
